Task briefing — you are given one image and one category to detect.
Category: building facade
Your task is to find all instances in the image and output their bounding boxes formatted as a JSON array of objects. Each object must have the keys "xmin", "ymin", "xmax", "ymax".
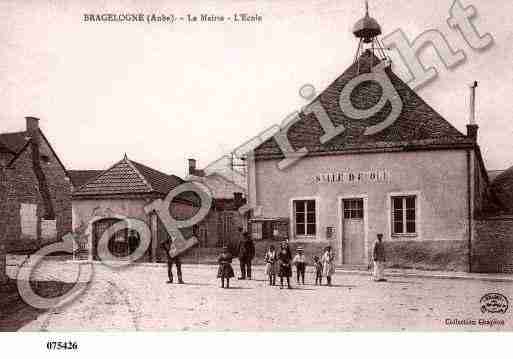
[
  {"xmin": 185, "ymin": 158, "xmax": 246, "ymax": 248},
  {"xmin": 0, "ymin": 117, "xmax": 72, "ymax": 254},
  {"xmin": 247, "ymin": 51, "xmax": 491, "ymax": 272},
  {"xmin": 70, "ymin": 156, "xmax": 197, "ymax": 262}
]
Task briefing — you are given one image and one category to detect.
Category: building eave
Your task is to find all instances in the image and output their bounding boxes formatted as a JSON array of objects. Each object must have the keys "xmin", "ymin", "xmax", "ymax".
[
  {"xmin": 253, "ymin": 141, "xmax": 477, "ymax": 161},
  {"xmin": 38, "ymin": 129, "xmax": 69, "ymax": 176},
  {"xmin": 72, "ymin": 190, "xmax": 196, "ymax": 206}
]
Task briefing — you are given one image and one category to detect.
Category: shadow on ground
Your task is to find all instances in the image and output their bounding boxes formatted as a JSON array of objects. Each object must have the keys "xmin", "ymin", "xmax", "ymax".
[{"xmin": 0, "ymin": 280, "xmax": 73, "ymax": 331}]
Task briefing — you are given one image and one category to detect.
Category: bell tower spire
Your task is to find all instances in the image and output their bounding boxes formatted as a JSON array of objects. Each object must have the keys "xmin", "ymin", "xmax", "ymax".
[{"xmin": 352, "ymin": 1, "xmax": 388, "ymax": 73}]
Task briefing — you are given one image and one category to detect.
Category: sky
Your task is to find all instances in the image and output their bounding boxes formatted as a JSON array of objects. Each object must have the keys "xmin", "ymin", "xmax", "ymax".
[{"xmin": 1, "ymin": 0, "xmax": 512, "ymax": 177}]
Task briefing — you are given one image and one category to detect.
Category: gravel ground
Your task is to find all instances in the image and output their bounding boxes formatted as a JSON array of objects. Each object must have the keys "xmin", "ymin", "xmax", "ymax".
[{"xmin": 14, "ymin": 262, "xmax": 513, "ymax": 331}]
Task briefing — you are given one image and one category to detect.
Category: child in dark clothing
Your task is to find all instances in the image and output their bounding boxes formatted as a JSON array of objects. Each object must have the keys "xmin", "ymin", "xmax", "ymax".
[
  {"xmin": 217, "ymin": 246, "xmax": 235, "ymax": 288},
  {"xmin": 278, "ymin": 242, "xmax": 293, "ymax": 289},
  {"xmin": 313, "ymin": 255, "xmax": 323, "ymax": 285}
]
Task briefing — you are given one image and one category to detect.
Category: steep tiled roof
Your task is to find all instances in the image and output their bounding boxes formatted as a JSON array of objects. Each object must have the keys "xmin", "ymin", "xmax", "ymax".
[
  {"xmin": 488, "ymin": 170, "xmax": 505, "ymax": 182},
  {"xmin": 0, "ymin": 129, "xmax": 68, "ymax": 173},
  {"xmin": 0, "ymin": 141, "xmax": 14, "ymax": 153},
  {"xmin": 0, "ymin": 131, "xmax": 29, "ymax": 153},
  {"xmin": 0, "ymin": 139, "xmax": 15, "ymax": 165},
  {"xmin": 131, "ymin": 160, "xmax": 183, "ymax": 194},
  {"xmin": 254, "ymin": 51, "xmax": 472, "ymax": 159},
  {"xmin": 68, "ymin": 170, "xmax": 103, "ymax": 188},
  {"xmin": 73, "ymin": 157, "xmax": 186, "ymax": 197}
]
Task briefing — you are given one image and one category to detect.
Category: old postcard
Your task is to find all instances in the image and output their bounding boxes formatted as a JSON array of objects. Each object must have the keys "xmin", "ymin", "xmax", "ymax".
[{"xmin": 1, "ymin": 0, "xmax": 513, "ymax": 345}]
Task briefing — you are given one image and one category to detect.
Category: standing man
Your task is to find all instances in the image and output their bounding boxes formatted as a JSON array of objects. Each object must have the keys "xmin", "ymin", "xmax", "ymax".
[
  {"xmin": 245, "ymin": 232, "xmax": 255, "ymax": 279},
  {"xmin": 234, "ymin": 227, "xmax": 244, "ymax": 279},
  {"xmin": 238, "ymin": 231, "xmax": 255, "ymax": 280},
  {"xmin": 372, "ymin": 233, "xmax": 386, "ymax": 282},
  {"xmin": 162, "ymin": 238, "xmax": 184, "ymax": 284}
]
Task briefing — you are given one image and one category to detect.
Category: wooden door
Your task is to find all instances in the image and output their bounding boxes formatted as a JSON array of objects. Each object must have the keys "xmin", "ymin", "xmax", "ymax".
[
  {"xmin": 217, "ymin": 212, "xmax": 234, "ymax": 247},
  {"xmin": 342, "ymin": 198, "xmax": 365, "ymax": 265},
  {"xmin": 92, "ymin": 218, "xmax": 126, "ymax": 260}
]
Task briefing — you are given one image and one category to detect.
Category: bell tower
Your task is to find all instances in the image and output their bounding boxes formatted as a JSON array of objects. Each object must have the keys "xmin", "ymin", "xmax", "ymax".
[{"xmin": 352, "ymin": 1, "xmax": 388, "ymax": 73}]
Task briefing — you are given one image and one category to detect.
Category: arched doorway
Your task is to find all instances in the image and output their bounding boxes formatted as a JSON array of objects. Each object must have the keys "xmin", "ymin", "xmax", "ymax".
[{"xmin": 92, "ymin": 218, "xmax": 141, "ymax": 260}]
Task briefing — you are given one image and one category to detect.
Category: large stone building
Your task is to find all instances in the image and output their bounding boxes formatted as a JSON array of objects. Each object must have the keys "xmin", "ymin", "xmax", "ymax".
[
  {"xmin": 246, "ymin": 12, "xmax": 495, "ymax": 271},
  {"xmin": 0, "ymin": 117, "xmax": 72, "ymax": 255},
  {"xmin": 70, "ymin": 155, "xmax": 197, "ymax": 262}
]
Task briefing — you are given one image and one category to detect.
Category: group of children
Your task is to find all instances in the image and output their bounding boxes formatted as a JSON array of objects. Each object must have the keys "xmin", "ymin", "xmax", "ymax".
[
  {"xmin": 265, "ymin": 243, "xmax": 336, "ymax": 288},
  {"xmin": 216, "ymin": 241, "xmax": 336, "ymax": 289}
]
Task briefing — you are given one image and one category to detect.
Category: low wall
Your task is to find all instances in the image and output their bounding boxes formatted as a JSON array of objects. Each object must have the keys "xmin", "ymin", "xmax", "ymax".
[
  {"xmin": 4, "ymin": 238, "xmax": 475, "ymax": 272},
  {"xmin": 384, "ymin": 240, "xmax": 469, "ymax": 272},
  {"xmin": 473, "ymin": 216, "xmax": 513, "ymax": 273},
  {"xmin": 172, "ymin": 239, "xmax": 470, "ymax": 271}
]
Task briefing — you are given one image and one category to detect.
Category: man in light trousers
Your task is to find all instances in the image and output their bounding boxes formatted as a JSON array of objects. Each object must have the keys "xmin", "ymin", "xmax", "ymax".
[{"xmin": 372, "ymin": 233, "xmax": 386, "ymax": 282}]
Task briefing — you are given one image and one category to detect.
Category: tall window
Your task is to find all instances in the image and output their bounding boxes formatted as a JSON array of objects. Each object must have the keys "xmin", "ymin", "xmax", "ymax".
[
  {"xmin": 294, "ymin": 200, "xmax": 316, "ymax": 236},
  {"xmin": 392, "ymin": 196, "xmax": 417, "ymax": 235}
]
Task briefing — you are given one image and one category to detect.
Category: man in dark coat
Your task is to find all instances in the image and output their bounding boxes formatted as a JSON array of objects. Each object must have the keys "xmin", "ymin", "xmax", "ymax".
[
  {"xmin": 372, "ymin": 233, "xmax": 386, "ymax": 282},
  {"xmin": 162, "ymin": 238, "xmax": 183, "ymax": 284},
  {"xmin": 238, "ymin": 231, "xmax": 255, "ymax": 280}
]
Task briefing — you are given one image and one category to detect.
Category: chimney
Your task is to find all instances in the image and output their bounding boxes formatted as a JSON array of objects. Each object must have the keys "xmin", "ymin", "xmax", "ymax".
[
  {"xmin": 188, "ymin": 158, "xmax": 197, "ymax": 175},
  {"xmin": 26, "ymin": 116, "xmax": 40, "ymax": 144},
  {"xmin": 467, "ymin": 81, "xmax": 478, "ymax": 141}
]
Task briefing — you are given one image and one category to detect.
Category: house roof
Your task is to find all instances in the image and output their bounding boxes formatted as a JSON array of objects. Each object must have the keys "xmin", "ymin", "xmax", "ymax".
[
  {"xmin": 185, "ymin": 171, "xmax": 246, "ymax": 198},
  {"xmin": 254, "ymin": 51, "xmax": 472, "ymax": 160},
  {"xmin": 0, "ymin": 129, "xmax": 68, "ymax": 174},
  {"xmin": 72, "ymin": 156, "xmax": 186, "ymax": 198},
  {"xmin": 0, "ymin": 132, "xmax": 29, "ymax": 164},
  {"xmin": 488, "ymin": 170, "xmax": 505, "ymax": 182},
  {"xmin": 0, "ymin": 131, "xmax": 29, "ymax": 153},
  {"xmin": 0, "ymin": 140, "xmax": 15, "ymax": 154},
  {"xmin": 130, "ymin": 160, "xmax": 184, "ymax": 194},
  {"xmin": 187, "ymin": 157, "xmax": 246, "ymax": 190},
  {"xmin": 68, "ymin": 170, "xmax": 103, "ymax": 188}
]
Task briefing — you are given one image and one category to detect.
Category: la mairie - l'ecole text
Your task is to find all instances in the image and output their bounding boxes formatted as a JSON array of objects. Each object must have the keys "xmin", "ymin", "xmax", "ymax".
[{"xmin": 187, "ymin": 13, "xmax": 262, "ymax": 22}]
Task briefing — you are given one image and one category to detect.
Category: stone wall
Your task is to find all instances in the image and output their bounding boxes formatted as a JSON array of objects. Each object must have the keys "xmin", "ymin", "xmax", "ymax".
[
  {"xmin": 4, "ymin": 130, "xmax": 71, "ymax": 253},
  {"xmin": 384, "ymin": 240, "xmax": 469, "ymax": 271},
  {"xmin": 38, "ymin": 133, "xmax": 72, "ymax": 241},
  {"xmin": 473, "ymin": 216, "xmax": 513, "ymax": 273},
  {"xmin": 176, "ymin": 239, "xmax": 469, "ymax": 271},
  {"xmin": 4, "ymin": 146, "xmax": 44, "ymax": 252}
]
